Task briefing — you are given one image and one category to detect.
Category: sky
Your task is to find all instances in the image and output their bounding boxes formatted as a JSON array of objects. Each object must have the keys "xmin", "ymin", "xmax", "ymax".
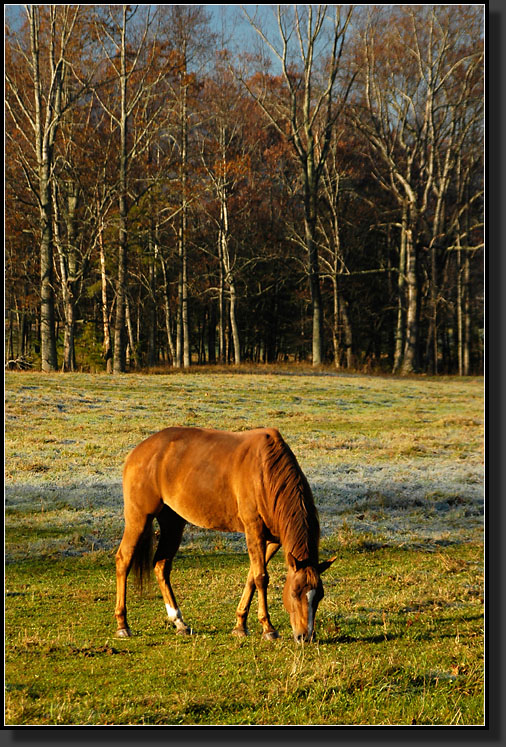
[{"xmin": 4, "ymin": 4, "xmax": 287, "ymax": 62}]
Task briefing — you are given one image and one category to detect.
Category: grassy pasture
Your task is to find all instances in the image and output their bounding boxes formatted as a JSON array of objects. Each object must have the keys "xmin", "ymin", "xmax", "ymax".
[{"xmin": 5, "ymin": 368, "xmax": 484, "ymax": 725}]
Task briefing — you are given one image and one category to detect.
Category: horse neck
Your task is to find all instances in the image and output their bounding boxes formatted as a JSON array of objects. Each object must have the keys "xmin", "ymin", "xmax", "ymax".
[
  {"xmin": 278, "ymin": 490, "xmax": 319, "ymax": 565},
  {"xmin": 262, "ymin": 432, "xmax": 320, "ymax": 564},
  {"xmin": 273, "ymin": 463, "xmax": 319, "ymax": 563}
]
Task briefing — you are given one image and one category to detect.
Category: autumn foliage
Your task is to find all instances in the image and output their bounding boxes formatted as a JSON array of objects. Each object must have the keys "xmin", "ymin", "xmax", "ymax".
[{"xmin": 5, "ymin": 5, "xmax": 484, "ymax": 374}]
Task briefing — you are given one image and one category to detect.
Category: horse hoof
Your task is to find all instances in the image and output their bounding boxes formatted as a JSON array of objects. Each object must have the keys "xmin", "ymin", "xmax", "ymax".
[
  {"xmin": 232, "ymin": 627, "xmax": 248, "ymax": 637},
  {"xmin": 262, "ymin": 630, "xmax": 279, "ymax": 641},
  {"xmin": 115, "ymin": 627, "xmax": 131, "ymax": 638}
]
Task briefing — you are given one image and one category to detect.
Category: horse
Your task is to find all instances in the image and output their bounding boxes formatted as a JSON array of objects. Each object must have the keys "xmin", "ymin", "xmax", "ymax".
[{"xmin": 114, "ymin": 426, "xmax": 336, "ymax": 643}]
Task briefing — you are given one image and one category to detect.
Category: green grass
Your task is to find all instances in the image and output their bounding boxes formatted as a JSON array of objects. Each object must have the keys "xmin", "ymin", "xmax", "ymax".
[
  {"xmin": 4, "ymin": 368, "xmax": 484, "ymax": 725},
  {"xmin": 5, "ymin": 544, "xmax": 484, "ymax": 725}
]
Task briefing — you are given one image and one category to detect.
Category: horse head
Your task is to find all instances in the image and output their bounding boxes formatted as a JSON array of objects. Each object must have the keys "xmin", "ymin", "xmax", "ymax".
[{"xmin": 283, "ymin": 553, "xmax": 336, "ymax": 643}]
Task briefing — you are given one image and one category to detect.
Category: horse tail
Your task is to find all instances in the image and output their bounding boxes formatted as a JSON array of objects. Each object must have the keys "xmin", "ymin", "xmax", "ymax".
[{"xmin": 131, "ymin": 518, "xmax": 154, "ymax": 593}]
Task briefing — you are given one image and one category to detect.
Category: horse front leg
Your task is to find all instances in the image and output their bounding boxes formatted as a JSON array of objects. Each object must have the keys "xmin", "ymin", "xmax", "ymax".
[
  {"xmin": 243, "ymin": 528, "xmax": 280, "ymax": 641},
  {"xmin": 233, "ymin": 541, "xmax": 280, "ymax": 637},
  {"xmin": 232, "ymin": 571, "xmax": 255, "ymax": 637}
]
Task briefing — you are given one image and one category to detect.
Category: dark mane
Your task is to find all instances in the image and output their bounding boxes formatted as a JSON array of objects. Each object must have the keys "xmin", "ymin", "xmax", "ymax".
[{"xmin": 261, "ymin": 432, "xmax": 320, "ymax": 564}]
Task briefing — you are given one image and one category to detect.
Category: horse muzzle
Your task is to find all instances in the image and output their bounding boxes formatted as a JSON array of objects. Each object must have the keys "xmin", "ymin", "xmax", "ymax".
[{"xmin": 293, "ymin": 628, "xmax": 313, "ymax": 644}]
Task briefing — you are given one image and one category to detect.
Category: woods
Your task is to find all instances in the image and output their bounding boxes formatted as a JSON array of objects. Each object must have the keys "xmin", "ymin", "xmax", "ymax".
[{"xmin": 5, "ymin": 5, "xmax": 484, "ymax": 374}]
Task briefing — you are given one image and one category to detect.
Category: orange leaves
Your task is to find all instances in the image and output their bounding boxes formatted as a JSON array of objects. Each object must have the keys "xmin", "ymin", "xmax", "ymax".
[{"xmin": 211, "ymin": 154, "xmax": 251, "ymax": 182}]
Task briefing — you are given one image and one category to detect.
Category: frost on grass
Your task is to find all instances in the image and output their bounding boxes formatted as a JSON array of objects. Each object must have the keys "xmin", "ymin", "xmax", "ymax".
[
  {"xmin": 310, "ymin": 459, "xmax": 483, "ymax": 548},
  {"xmin": 5, "ymin": 455, "xmax": 483, "ymax": 562},
  {"xmin": 5, "ymin": 479, "xmax": 124, "ymax": 562},
  {"xmin": 5, "ymin": 369, "xmax": 483, "ymax": 560}
]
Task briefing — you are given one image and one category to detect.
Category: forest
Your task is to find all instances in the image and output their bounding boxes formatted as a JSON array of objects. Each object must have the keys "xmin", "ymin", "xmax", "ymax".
[{"xmin": 5, "ymin": 4, "xmax": 485, "ymax": 375}]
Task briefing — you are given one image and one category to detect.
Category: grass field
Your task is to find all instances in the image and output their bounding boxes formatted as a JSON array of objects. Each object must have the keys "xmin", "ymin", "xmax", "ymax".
[{"xmin": 4, "ymin": 367, "xmax": 484, "ymax": 725}]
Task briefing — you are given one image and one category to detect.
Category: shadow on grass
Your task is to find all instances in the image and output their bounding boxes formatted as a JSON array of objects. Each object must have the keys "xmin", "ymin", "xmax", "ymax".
[{"xmin": 318, "ymin": 608, "xmax": 483, "ymax": 646}]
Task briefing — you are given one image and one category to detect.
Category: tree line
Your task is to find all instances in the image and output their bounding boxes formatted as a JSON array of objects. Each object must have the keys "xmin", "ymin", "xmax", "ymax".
[{"xmin": 5, "ymin": 5, "xmax": 484, "ymax": 374}]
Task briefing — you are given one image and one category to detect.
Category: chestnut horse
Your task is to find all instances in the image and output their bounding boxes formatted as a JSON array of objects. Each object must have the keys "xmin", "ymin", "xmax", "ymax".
[{"xmin": 114, "ymin": 426, "xmax": 335, "ymax": 642}]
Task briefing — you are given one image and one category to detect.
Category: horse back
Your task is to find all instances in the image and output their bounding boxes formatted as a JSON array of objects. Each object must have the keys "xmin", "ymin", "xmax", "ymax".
[{"xmin": 122, "ymin": 426, "xmax": 279, "ymax": 533}]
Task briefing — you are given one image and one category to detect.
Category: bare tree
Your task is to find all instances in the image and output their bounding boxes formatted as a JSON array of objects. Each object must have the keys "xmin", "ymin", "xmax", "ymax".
[
  {"xmin": 5, "ymin": 5, "xmax": 483, "ymax": 376},
  {"xmin": 6, "ymin": 6, "xmax": 92, "ymax": 371},
  {"xmin": 160, "ymin": 5, "xmax": 214, "ymax": 368},
  {"xmin": 318, "ymin": 137, "xmax": 352, "ymax": 369},
  {"xmin": 92, "ymin": 5, "xmax": 171, "ymax": 372},
  {"xmin": 197, "ymin": 57, "xmax": 256, "ymax": 366},
  {"xmin": 354, "ymin": 5, "xmax": 483, "ymax": 374},
  {"xmin": 354, "ymin": 9, "xmax": 421, "ymax": 373},
  {"xmin": 240, "ymin": 4, "xmax": 355, "ymax": 365}
]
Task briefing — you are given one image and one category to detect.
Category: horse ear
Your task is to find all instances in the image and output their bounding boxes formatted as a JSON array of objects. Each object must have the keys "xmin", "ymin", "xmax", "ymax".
[
  {"xmin": 287, "ymin": 551, "xmax": 298, "ymax": 570},
  {"xmin": 318, "ymin": 556, "xmax": 337, "ymax": 574}
]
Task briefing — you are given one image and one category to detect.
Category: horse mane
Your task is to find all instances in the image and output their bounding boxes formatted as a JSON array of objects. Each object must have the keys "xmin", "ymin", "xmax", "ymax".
[{"xmin": 261, "ymin": 431, "xmax": 320, "ymax": 565}]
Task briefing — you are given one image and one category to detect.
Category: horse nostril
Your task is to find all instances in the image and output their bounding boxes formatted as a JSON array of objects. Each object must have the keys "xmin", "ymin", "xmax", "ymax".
[{"xmin": 295, "ymin": 633, "xmax": 306, "ymax": 644}]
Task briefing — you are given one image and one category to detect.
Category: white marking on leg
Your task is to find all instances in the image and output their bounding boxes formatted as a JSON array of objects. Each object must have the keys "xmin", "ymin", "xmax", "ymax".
[
  {"xmin": 306, "ymin": 590, "xmax": 316, "ymax": 640},
  {"xmin": 165, "ymin": 603, "xmax": 187, "ymax": 631}
]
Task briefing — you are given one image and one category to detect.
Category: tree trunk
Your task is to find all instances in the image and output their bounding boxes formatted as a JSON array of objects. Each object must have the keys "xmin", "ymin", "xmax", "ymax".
[
  {"xmin": 304, "ymin": 179, "xmax": 324, "ymax": 366},
  {"xmin": 99, "ymin": 228, "xmax": 113, "ymax": 373},
  {"xmin": 7, "ymin": 309, "xmax": 15, "ymax": 362},
  {"xmin": 429, "ymin": 247, "xmax": 438, "ymax": 375},
  {"xmin": 181, "ymin": 231, "xmax": 190, "ymax": 367},
  {"xmin": 462, "ymin": 250, "xmax": 471, "ymax": 375},
  {"xmin": 28, "ymin": 6, "xmax": 59, "ymax": 371},
  {"xmin": 113, "ymin": 8, "xmax": 129, "ymax": 374},
  {"xmin": 207, "ymin": 301, "xmax": 216, "ymax": 364},
  {"xmin": 39, "ymin": 174, "xmax": 58, "ymax": 372},
  {"xmin": 400, "ymin": 228, "xmax": 418, "ymax": 374},
  {"xmin": 158, "ymin": 247, "xmax": 176, "ymax": 365},
  {"xmin": 218, "ymin": 239, "xmax": 226, "ymax": 363},
  {"xmin": 147, "ymin": 231, "xmax": 157, "ymax": 367},
  {"xmin": 341, "ymin": 295, "xmax": 353, "ymax": 370},
  {"xmin": 63, "ymin": 186, "xmax": 79, "ymax": 371},
  {"xmin": 175, "ymin": 232, "xmax": 190, "ymax": 367},
  {"xmin": 175, "ymin": 46, "xmax": 191, "ymax": 368},
  {"xmin": 53, "ymin": 181, "xmax": 79, "ymax": 371},
  {"xmin": 219, "ymin": 197, "xmax": 240, "ymax": 365},
  {"xmin": 113, "ymin": 202, "xmax": 127, "ymax": 373},
  {"xmin": 228, "ymin": 278, "xmax": 241, "ymax": 365},
  {"xmin": 393, "ymin": 208, "xmax": 408, "ymax": 373},
  {"xmin": 306, "ymin": 230, "xmax": 324, "ymax": 366},
  {"xmin": 331, "ymin": 275, "xmax": 340, "ymax": 369},
  {"xmin": 457, "ymin": 240, "xmax": 471, "ymax": 376},
  {"xmin": 124, "ymin": 293, "xmax": 138, "ymax": 369}
]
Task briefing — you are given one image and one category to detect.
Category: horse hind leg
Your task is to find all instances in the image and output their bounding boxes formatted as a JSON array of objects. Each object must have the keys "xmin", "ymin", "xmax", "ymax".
[
  {"xmin": 115, "ymin": 513, "xmax": 153, "ymax": 638},
  {"xmin": 153, "ymin": 504, "xmax": 191, "ymax": 635}
]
